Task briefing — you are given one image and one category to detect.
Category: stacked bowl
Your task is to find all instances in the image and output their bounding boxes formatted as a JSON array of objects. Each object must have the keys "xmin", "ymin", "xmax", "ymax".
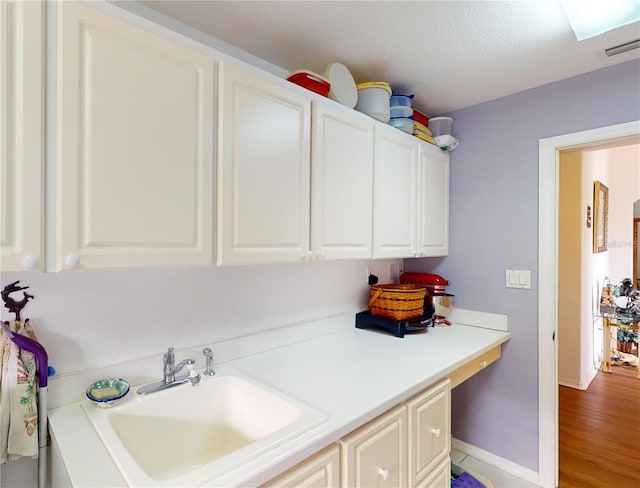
[
  {"xmin": 387, "ymin": 95, "xmax": 414, "ymax": 133},
  {"xmin": 428, "ymin": 117, "xmax": 459, "ymax": 151},
  {"xmin": 355, "ymin": 82, "xmax": 392, "ymax": 122}
]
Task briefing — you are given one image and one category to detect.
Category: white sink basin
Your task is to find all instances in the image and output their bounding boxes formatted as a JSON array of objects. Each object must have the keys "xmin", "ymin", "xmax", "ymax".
[{"xmin": 82, "ymin": 369, "xmax": 326, "ymax": 487}]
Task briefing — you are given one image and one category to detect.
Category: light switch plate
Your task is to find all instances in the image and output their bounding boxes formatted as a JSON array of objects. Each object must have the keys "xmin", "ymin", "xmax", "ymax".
[{"xmin": 506, "ymin": 269, "xmax": 531, "ymax": 289}]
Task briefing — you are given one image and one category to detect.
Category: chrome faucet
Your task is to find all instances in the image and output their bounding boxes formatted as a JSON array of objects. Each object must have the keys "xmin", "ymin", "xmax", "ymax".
[{"xmin": 137, "ymin": 347, "xmax": 201, "ymax": 395}]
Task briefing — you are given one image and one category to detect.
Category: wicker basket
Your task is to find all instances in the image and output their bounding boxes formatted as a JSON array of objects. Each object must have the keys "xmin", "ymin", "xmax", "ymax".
[{"xmin": 368, "ymin": 284, "xmax": 426, "ymax": 321}]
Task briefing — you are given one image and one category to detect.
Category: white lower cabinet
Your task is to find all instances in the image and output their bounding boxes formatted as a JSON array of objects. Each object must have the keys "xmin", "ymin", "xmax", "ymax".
[
  {"xmin": 265, "ymin": 379, "xmax": 451, "ymax": 488},
  {"xmin": 416, "ymin": 457, "xmax": 451, "ymax": 488},
  {"xmin": 340, "ymin": 404, "xmax": 408, "ymax": 488},
  {"xmin": 262, "ymin": 444, "xmax": 340, "ymax": 488},
  {"xmin": 407, "ymin": 379, "xmax": 451, "ymax": 486}
]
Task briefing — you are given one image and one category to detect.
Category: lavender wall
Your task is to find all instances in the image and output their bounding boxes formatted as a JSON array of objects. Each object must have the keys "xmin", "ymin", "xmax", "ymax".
[{"xmin": 405, "ymin": 59, "xmax": 640, "ymax": 472}]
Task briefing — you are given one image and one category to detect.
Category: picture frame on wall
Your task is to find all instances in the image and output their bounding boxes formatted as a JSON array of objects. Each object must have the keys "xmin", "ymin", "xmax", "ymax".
[{"xmin": 593, "ymin": 181, "xmax": 609, "ymax": 253}]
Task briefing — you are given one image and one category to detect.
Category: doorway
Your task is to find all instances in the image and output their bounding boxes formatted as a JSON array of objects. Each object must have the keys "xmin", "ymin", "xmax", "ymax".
[{"xmin": 538, "ymin": 120, "xmax": 640, "ymax": 488}]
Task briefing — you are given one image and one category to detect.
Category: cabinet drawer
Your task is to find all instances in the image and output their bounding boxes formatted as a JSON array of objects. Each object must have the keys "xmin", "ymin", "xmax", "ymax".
[
  {"xmin": 449, "ymin": 345, "xmax": 501, "ymax": 388},
  {"xmin": 261, "ymin": 444, "xmax": 340, "ymax": 488},
  {"xmin": 406, "ymin": 379, "xmax": 450, "ymax": 487},
  {"xmin": 340, "ymin": 404, "xmax": 407, "ymax": 488},
  {"xmin": 415, "ymin": 457, "xmax": 451, "ymax": 488}
]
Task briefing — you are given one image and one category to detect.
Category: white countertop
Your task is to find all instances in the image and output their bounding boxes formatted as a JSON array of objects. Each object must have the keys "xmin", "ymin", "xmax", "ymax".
[{"xmin": 48, "ymin": 311, "xmax": 509, "ymax": 487}]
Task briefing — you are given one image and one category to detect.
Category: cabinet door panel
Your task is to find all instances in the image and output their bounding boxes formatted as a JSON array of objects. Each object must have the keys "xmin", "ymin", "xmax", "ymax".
[
  {"xmin": 415, "ymin": 457, "xmax": 451, "ymax": 488},
  {"xmin": 312, "ymin": 102, "xmax": 373, "ymax": 259},
  {"xmin": 218, "ymin": 62, "xmax": 311, "ymax": 264},
  {"xmin": 372, "ymin": 126, "xmax": 417, "ymax": 258},
  {"xmin": 57, "ymin": 1, "xmax": 213, "ymax": 270},
  {"xmin": 261, "ymin": 444, "xmax": 339, "ymax": 488},
  {"xmin": 0, "ymin": 0, "xmax": 43, "ymax": 272},
  {"xmin": 341, "ymin": 405, "xmax": 407, "ymax": 488},
  {"xmin": 407, "ymin": 379, "xmax": 451, "ymax": 486},
  {"xmin": 417, "ymin": 146, "xmax": 449, "ymax": 256}
]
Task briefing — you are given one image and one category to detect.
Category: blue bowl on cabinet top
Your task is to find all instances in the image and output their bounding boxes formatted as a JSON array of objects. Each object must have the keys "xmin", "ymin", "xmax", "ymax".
[
  {"xmin": 388, "ymin": 117, "xmax": 414, "ymax": 134},
  {"xmin": 390, "ymin": 106, "xmax": 413, "ymax": 118},
  {"xmin": 390, "ymin": 94, "xmax": 414, "ymax": 107}
]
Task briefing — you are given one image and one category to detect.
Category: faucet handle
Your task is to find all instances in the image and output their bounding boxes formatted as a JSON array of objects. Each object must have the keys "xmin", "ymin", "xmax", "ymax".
[
  {"xmin": 202, "ymin": 348, "xmax": 215, "ymax": 376},
  {"xmin": 187, "ymin": 363, "xmax": 201, "ymax": 386}
]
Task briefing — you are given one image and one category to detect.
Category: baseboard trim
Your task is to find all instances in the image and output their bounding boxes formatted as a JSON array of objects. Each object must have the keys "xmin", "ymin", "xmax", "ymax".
[
  {"xmin": 558, "ymin": 377, "xmax": 583, "ymax": 390},
  {"xmin": 452, "ymin": 438, "xmax": 540, "ymax": 486},
  {"xmin": 559, "ymin": 366, "xmax": 598, "ymax": 390}
]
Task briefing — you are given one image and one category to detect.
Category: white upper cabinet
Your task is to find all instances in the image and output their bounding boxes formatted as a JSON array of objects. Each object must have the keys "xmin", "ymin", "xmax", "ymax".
[
  {"xmin": 372, "ymin": 125, "xmax": 450, "ymax": 259},
  {"xmin": 1, "ymin": 0, "xmax": 44, "ymax": 272},
  {"xmin": 372, "ymin": 124, "xmax": 419, "ymax": 258},
  {"xmin": 311, "ymin": 102, "xmax": 374, "ymax": 260},
  {"xmin": 416, "ymin": 144, "xmax": 449, "ymax": 257},
  {"xmin": 56, "ymin": 1, "xmax": 214, "ymax": 270},
  {"xmin": 217, "ymin": 62, "xmax": 311, "ymax": 265}
]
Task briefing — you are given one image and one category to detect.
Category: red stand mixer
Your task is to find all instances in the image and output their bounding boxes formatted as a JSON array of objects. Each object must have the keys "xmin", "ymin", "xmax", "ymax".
[{"xmin": 399, "ymin": 273, "xmax": 453, "ymax": 325}]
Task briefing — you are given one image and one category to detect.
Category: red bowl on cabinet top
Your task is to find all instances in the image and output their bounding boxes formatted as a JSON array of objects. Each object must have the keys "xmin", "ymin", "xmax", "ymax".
[
  {"xmin": 287, "ymin": 70, "xmax": 331, "ymax": 97},
  {"xmin": 412, "ymin": 109, "xmax": 430, "ymax": 127}
]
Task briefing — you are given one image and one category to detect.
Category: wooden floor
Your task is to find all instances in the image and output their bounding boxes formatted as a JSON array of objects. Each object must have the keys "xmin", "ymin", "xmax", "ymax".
[{"xmin": 559, "ymin": 364, "xmax": 640, "ymax": 488}]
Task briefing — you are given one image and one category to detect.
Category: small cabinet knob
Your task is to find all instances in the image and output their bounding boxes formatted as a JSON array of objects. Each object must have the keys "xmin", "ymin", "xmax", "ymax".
[
  {"xmin": 432, "ymin": 427, "xmax": 442, "ymax": 437},
  {"xmin": 64, "ymin": 254, "xmax": 80, "ymax": 269},
  {"xmin": 378, "ymin": 468, "xmax": 390, "ymax": 481},
  {"xmin": 22, "ymin": 255, "xmax": 39, "ymax": 270},
  {"xmin": 480, "ymin": 360, "xmax": 487, "ymax": 369}
]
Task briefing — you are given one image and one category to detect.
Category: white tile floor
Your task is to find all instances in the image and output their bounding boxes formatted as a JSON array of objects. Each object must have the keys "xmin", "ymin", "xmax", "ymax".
[{"xmin": 451, "ymin": 449, "xmax": 540, "ymax": 488}]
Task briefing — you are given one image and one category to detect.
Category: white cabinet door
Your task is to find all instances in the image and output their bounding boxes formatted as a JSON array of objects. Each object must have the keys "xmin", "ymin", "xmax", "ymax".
[
  {"xmin": 311, "ymin": 102, "xmax": 373, "ymax": 260},
  {"xmin": 372, "ymin": 125, "xmax": 418, "ymax": 258},
  {"xmin": 0, "ymin": 0, "xmax": 43, "ymax": 272},
  {"xmin": 341, "ymin": 405, "xmax": 407, "ymax": 488},
  {"xmin": 261, "ymin": 444, "xmax": 340, "ymax": 488},
  {"xmin": 406, "ymin": 379, "xmax": 451, "ymax": 487},
  {"xmin": 416, "ymin": 145, "xmax": 449, "ymax": 257},
  {"xmin": 56, "ymin": 1, "xmax": 214, "ymax": 270},
  {"xmin": 217, "ymin": 62, "xmax": 311, "ymax": 265}
]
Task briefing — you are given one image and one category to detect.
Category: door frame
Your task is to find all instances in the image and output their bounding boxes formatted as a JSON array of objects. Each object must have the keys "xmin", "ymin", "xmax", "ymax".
[
  {"xmin": 538, "ymin": 120, "xmax": 640, "ymax": 487},
  {"xmin": 633, "ymin": 217, "xmax": 639, "ymax": 288}
]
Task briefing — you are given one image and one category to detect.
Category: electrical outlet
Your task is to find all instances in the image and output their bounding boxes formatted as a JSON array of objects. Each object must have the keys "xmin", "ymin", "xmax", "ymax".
[
  {"xmin": 367, "ymin": 265, "xmax": 379, "ymax": 284},
  {"xmin": 367, "ymin": 264, "xmax": 384, "ymax": 284}
]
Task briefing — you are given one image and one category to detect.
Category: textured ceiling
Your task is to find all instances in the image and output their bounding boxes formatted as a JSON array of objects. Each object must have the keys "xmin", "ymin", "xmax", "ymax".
[{"xmin": 135, "ymin": 0, "xmax": 640, "ymax": 116}]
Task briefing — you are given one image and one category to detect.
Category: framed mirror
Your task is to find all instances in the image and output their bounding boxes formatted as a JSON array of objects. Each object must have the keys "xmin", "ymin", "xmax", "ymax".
[{"xmin": 593, "ymin": 181, "xmax": 609, "ymax": 253}]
